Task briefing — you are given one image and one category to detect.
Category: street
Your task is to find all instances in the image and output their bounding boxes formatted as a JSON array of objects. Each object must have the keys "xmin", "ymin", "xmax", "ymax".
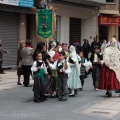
[{"xmin": 0, "ymin": 70, "xmax": 120, "ymax": 120}]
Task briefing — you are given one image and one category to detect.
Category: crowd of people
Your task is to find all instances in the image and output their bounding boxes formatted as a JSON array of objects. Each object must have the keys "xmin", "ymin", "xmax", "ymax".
[{"xmin": 16, "ymin": 36, "xmax": 120, "ymax": 103}]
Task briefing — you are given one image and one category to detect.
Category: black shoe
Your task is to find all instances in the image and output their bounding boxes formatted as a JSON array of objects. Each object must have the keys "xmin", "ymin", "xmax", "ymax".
[
  {"xmin": 79, "ymin": 88, "xmax": 83, "ymax": 91},
  {"xmin": 34, "ymin": 100, "xmax": 40, "ymax": 103},
  {"xmin": 108, "ymin": 92, "xmax": 112, "ymax": 97},
  {"xmin": 106, "ymin": 91, "xmax": 109, "ymax": 96},
  {"xmin": 39, "ymin": 98, "xmax": 44, "ymax": 102},
  {"xmin": 106, "ymin": 91, "xmax": 112, "ymax": 97},
  {"xmin": 58, "ymin": 98, "xmax": 62, "ymax": 101},
  {"xmin": 62, "ymin": 96, "xmax": 67, "ymax": 101},
  {"xmin": 0, "ymin": 72, "xmax": 6, "ymax": 74},
  {"xmin": 24, "ymin": 85, "xmax": 32, "ymax": 87},
  {"xmin": 17, "ymin": 82, "xmax": 22, "ymax": 85},
  {"xmin": 43, "ymin": 98, "xmax": 47, "ymax": 100}
]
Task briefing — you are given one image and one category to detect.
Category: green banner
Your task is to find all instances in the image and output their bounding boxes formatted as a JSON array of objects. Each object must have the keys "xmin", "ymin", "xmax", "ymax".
[{"xmin": 36, "ymin": 9, "xmax": 53, "ymax": 41}]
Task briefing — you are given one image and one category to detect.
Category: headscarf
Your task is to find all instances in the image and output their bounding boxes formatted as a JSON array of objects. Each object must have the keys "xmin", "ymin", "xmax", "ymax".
[
  {"xmin": 101, "ymin": 40, "xmax": 107, "ymax": 54},
  {"xmin": 69, "ymin": 45, "xmax": 80, "ymax": 76},
  {"xmin": 48, "ymin": 41, "xmax": 57, "ymax": 58},
  {"xmin": 51, "ymin": 41, "xmax": 56, "ymax": 49},
  {"xmin": 103, "ymin": 38, "xmax": 120, "ymax": 82}
]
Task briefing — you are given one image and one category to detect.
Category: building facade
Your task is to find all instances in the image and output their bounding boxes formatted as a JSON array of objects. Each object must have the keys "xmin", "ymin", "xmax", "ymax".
[
  {"xmin": 0, "ymin": 1, "xmax": 34, "ymax": 68},
  {"xmin": 99, "ymin": 0, "xmax": 120, "ymax": 41},
  {"xmin": 0, "ymin": 0, "xmax": 106, "ymax": 68}
]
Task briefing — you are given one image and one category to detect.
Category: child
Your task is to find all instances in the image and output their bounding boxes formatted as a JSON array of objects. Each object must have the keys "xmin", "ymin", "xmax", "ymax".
[
  {"xmin": 48, "ymin": 41, "xmax": 60, "ymax": 97},
  {"xmin": 79, "ymin": 51, "xmax": 87, "ymax": 91},
  {"xmin": 31, "ymin": 53, "xmax": 48, "ymax": 103},
  {"xmin": 90, "ymin": 46, "xmax": 103, "ymax": 91},
  {"xmin": 47, "ymin": 51, "xmax": 71, "ymax": 101}
]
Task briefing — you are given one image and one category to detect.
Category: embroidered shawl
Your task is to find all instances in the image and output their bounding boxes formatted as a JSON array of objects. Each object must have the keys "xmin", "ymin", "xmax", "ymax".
[{"xmin": 103, "ymin": 38, "xmax": 120, "ymax": 82}]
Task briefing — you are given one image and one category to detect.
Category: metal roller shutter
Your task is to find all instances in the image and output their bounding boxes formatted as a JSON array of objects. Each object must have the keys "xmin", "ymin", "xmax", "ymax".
[
  {"xmin": 69, "ymin": 17, "xmax": 81, "ymax": 45},
  {"xmin": 0, "ymin": 11, "xmax": 18, "ymax": 68}
]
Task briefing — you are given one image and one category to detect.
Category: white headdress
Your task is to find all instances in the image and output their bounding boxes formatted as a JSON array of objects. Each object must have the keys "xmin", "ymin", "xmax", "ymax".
[
  {"xmin": 48, "ymin": 41, "xmax": 56, "ymax": 58},
  {"xmin": 51, "ymin": 41, "xmax": 56, "ymax": 49},
  {"xmin": 69, "ymin": 45, "xmax": 80, "ymax": 76},
  {"xmin": 101, "ymin": 39, "xmax": 107, "ymax": 54}
]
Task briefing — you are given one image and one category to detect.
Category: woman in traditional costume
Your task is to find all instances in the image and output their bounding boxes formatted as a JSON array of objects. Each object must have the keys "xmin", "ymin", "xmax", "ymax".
[
  {"xmin": 67, "ymin": 45, "xmax": 81, "ymax": 96},
  {"xmin": 98, "ymin": 38, "xmax": 120, "ymax": 97}
]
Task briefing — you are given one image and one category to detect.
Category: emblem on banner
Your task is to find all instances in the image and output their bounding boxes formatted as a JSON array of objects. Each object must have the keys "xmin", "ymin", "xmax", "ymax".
[{"xmin": 36, "ymin": 9, "xmax": 54, "ymax": 41}]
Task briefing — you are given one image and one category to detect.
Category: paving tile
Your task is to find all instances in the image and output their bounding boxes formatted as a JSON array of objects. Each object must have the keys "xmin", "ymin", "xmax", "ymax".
[
  {"xmin": 82, "ymin": 108, "xmax": 120, "ymax": 118},
  {"xmin": 109, "ymin": 102, "xmax": 120, "ymax": 110},
  {"xmin": 90, "ymin": 101, "xmax": 116, "ymax": 109},
  {"xmin": 107, "ymin": 98, "xmax": 120, "ymax": 102}
]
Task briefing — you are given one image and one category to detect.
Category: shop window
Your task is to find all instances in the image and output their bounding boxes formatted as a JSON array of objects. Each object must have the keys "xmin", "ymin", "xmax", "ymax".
[{"xmin": 69, "ymin": 17, "xmax": 81, "ymax": 45}]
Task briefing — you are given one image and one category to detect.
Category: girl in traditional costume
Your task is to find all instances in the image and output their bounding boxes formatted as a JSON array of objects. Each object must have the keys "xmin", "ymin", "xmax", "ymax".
[
  {"xmin": 98, "ymin": 38, "xmax": 120, "ymax": 97},
  {"xmin": 48, "ymin": 41, "xmax": 60, "ymax": 97},
  {"xmin": 67, "ymin": 45, "xmax": 82, "ymax": 96}
]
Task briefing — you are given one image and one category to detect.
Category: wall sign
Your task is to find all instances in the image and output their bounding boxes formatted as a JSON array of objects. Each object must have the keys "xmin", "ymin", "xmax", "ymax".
[
  {"xmin": 0, "ymin": 0, "xmax": 34, "ymax": 8},
  {"xmin": 99, "ymin": 16, "xmax": 120, "ymax": 26}
]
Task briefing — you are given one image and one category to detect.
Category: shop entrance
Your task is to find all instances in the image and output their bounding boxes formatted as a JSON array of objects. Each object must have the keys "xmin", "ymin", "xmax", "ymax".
[
  {"xmin": 0, "ymin": 11, "xmax": 19, "ymax": 68},
  {"xmin": 99, "ymin": 25, "xmax": 108, "ymax": 41}
]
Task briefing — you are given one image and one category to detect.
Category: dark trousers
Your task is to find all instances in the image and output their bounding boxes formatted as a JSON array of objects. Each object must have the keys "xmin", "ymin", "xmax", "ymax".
[
  {"xmin": 92, "ymin": 66, "xmax": 100, "ymax": 88},
  {"xmin": 58, "ymin": 75, "xmax": 68, "ymax": 98},
  {"xmin": 80, "ymin": 75, "xmax": 85, "ymax": 88},
  {"xmin": 51, "ymin": 76, "xmax": 58, "ymax": 92},
  {"xmin": 0, "ymin": 60, "xmax": 3, "ymax": 73},
  {"xmin": 34, "ymin": 76, "xmax": 45, "ymax": 101},
  {"xmin": 22, "ymin": 65, "xmax": 32, "ymax": 86}
]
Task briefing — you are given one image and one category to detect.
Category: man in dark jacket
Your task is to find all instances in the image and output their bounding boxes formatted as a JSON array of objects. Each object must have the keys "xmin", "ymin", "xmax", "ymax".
[{"xmin": 91, "ymin": 37, "xmax": 99, "ymax": 53}]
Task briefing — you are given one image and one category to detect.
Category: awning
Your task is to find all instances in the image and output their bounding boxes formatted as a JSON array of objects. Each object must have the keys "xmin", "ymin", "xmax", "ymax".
[{"xmin": 98, "ymin": 16, "xmax": 120, "ymax": 26}]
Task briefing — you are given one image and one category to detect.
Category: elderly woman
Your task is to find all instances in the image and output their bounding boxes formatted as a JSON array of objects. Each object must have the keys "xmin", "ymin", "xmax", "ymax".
[
  {"xmin": 21, "ymin": 40, "xmax": 34, "ymax": 87},
  {"xmin": 17, "ymin": 41, "xmax": 26, "ymax": 85},
  {"xmin": 98, "ymin": 38, "xmax": 120, "ymax": 97}
]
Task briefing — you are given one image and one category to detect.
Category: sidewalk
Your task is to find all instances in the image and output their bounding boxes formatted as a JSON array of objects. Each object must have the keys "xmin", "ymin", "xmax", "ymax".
[
  {"xmin": 0, "ymin": 69, "xmax": 33, "ymax": 85},
  {"xmin": 0, "ymin": 69, "xmax": 18, "ymax": 84}
]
